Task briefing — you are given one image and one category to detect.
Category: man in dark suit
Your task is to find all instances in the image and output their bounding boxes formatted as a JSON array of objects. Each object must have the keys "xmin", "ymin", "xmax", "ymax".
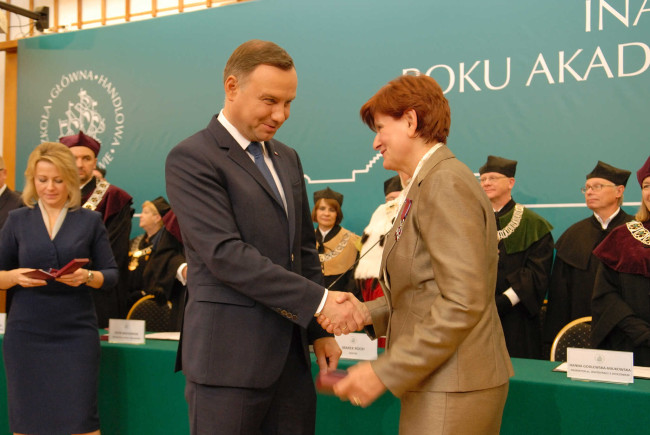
[
  {"xmin": 165, "ymin": 40, "xmax": 363, "ymax": 435},
  {"xmin": 0, "ymin": 156, "xmax": 23, "ymax": 229}
]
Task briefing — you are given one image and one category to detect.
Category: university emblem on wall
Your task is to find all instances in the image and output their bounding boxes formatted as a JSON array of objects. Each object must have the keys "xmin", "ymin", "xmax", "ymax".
[
  {"xmin": 59, "ymin": 89, "xmax": 106, "ymax": 138},
  {"xmin": 39, "ymin": 70, "xmax": 126, "ymax": 170}
]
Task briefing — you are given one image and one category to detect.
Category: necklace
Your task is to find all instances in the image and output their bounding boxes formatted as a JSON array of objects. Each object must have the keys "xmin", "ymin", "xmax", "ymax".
[
  {"xmin": 497, "ymin": 204, "xmax": 524, "ymax": 241},
  {"xmin": 626, "ymin": 220, "xmax": 650, "ymax": 246}
]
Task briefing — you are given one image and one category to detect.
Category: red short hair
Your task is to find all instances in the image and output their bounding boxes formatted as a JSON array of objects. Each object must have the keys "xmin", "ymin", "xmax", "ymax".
[{"xmin": 360, "ymin": 75, "xmax": 451, "ymax": 144}]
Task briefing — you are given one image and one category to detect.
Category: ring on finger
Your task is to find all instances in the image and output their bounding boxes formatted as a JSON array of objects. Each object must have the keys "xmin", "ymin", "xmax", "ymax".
[{"xmin": 352, "ymin": 396, "xmax": 362, "ymax": 406}]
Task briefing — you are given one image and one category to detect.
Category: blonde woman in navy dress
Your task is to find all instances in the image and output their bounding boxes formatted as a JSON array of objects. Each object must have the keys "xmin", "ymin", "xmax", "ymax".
[{"xmin": 0, "ymin": 142, "xmax": 117, "ymax": 435}]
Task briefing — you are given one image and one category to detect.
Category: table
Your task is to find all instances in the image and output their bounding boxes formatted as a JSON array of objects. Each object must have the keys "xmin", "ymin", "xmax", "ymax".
[{"xmin": 1, "ymin": 334, "xmax": 649, "ymax": 434}]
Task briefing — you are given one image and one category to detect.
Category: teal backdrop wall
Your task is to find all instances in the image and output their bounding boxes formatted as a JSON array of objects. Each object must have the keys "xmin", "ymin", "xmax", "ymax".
[{"xmin": 15, "ymin": 0, "xmax": 650, "ymax": 238}]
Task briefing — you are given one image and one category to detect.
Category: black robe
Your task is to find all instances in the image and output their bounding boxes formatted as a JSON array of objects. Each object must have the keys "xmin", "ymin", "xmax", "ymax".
[
  {"xmin": 81, "ymin": 177, "xmax": 134, "ymax": 327},
  {"xmin": 592, "ymin": 221, "xmax": 650, "ymax": 366},
  {"xmin": 543, "ymin": 210, "xmax": 633, "ymax": 345},
  {"xmin": 495, "ymin": 199, "xmax": 554, "ymax": 359},
  {"xmin": 125, "ymin": 228, "xmax": 187, "ymax": 331}
]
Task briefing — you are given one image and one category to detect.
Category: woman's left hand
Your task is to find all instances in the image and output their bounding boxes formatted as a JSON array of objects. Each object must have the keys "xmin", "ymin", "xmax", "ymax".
[
  {"xmin": 333, "ymin": 361, "xmax": 387, "ymax": 408},
  {"xmin": 56, "ymin": 268, "xmax": 89, "ymax": 287}
]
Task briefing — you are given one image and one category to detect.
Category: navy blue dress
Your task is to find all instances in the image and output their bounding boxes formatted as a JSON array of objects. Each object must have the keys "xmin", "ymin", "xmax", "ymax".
[{"xmin": 0, "ymin": 206, "xmax": 118, "ymax": 434}]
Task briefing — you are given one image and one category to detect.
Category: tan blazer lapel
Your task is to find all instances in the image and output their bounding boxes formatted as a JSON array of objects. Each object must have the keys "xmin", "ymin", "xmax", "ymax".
[{"xmin": 379, "ymin": 146, "xmax": 456, "ymax": 293}]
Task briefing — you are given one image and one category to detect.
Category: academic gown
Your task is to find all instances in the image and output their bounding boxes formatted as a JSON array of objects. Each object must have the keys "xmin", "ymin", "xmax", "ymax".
[
  {"xmin": 592, "ymin": 220, "xmax": 650, "ymax": 366},
  {"xmin": 495, "ymin": 199, "xmax": 554, "ymax": 359},
  {"xmin": 315, "ymin": 225, "xmax": 362, "ymax": 300},
  {"xmin": 544, "ymin": 210, "xmax": 633, "ymax": 345},
  {"xmin": 125, "ymin": 227, "xmax": 186, "ymax": 330},
  {"xmin": 81, "ymin": 176, "xmax": 134, "ymax": 327}
]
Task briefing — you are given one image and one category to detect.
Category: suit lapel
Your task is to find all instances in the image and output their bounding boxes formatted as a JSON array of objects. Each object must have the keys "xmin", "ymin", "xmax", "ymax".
[
  {"xmin": 208, "ymin": 119, "xmax": 287, "ymax": 213},
  {"xmin": 380, "ymin": 145, "xmax": 455, "ymax": 289}
]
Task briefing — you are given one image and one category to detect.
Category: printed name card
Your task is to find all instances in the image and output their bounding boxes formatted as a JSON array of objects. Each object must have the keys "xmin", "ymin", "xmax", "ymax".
[
  {"xmin": 335, "ymin": 333, "xmax": 378, "ymax": 360},
  {"xmin": 567, "ymin": 347, "xmax": 634, "ymax": 384},
  {"xmin": 0, "ymin": 313, "xmax": 5, "ymax": 334},
  {"xmin": 108, "ymin": 318, "xmax": 146, "ymax": 344}
]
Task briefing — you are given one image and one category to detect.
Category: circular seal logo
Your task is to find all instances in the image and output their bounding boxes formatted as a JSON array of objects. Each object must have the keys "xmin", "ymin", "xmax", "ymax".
[{"xmin": 39, "ymin": 70, "xmax": 126, "ymax": 170}]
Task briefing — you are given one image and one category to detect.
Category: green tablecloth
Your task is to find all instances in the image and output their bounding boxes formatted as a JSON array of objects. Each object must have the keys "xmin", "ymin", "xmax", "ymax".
[{"xmin": 1, "ymin": 333, "xmax": 649, "ymax": 434}]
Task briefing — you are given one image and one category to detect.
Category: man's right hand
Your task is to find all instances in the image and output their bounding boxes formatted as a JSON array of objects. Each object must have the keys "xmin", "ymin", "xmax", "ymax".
[{"xmin": 318, "ymin": 291, "xmax": 370, "ymax": 335}]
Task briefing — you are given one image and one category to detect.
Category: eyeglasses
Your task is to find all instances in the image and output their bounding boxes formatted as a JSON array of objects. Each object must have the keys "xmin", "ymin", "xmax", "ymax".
[
  {"xmin": 479, "ymin": 175, "xmax": 508, "ymax": 184},
  {"xmin": 580, "ymin": 184, "xmax": 616, "ymax": 194}
]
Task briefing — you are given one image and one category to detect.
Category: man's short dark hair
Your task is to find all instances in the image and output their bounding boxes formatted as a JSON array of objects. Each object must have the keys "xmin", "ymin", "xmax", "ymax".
[{"xmin": 223, "ymin": 39, "xmax": 294, "ymax": 85}]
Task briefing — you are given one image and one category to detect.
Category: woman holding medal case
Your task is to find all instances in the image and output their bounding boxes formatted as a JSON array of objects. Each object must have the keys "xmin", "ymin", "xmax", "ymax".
[
  {"xmin": 0, "ymin": 142, "xmax": 117, "ymax": 435},
  {"xmin": 318, "ymin": 75, "xmax": 513, "ymax": 434}
]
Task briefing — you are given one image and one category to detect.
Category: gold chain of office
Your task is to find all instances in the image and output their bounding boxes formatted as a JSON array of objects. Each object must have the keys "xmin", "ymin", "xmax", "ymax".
[
  {"xmin": 497, "ymin": 204, "xmax": 524, "ymax": 241},
  {"xmin": 82, "ymin": 179, "xmax": 111, "ymax": 211},
  {"xmin": 626, "ymin": 220, "xmax": 650, "ymax": 246},
  {"xmin": 128, "ymin": 235, "xmax": 153, "ymax": 271},
  {"xmin": 319, "ymin": 232, "xmax": 351, "ymax": 263}
]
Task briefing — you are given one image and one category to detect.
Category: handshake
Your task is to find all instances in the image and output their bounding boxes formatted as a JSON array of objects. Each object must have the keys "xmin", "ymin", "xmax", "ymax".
[{"xmin": 316, "ymin": 291, "xmax": 371, "ymax": 336}]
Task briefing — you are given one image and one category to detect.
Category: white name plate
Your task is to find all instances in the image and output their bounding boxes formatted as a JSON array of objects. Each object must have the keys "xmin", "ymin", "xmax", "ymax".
[
  {"xmin": 567, "ymin": 347, "xmax": 634, "ymax": 384},
  {"xmin": 108, "ymin": 318, "xmax": 146, "ymax": 344},
  {"xmin": 0, "ymin": 313, "xmax": 5, "ymax": 334},
  {"xmin": 335, "ymin": 332, "xmax": 378, "ymax": 360}
]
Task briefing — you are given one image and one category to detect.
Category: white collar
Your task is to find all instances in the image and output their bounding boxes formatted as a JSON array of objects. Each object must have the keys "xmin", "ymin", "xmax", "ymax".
[
  {"xmin": 218, "ymin": 110, "xmax": 266, "ymax": 154},
  {"xmin": 595, "ymin": 207, "xmax": 621, "ymax": 230}
]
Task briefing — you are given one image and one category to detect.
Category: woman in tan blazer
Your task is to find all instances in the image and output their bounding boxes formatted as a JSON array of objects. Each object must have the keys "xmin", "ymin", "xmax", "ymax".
[{"xmin": 320, "ymin": 75, "xmax": 513, "ymax": 435}]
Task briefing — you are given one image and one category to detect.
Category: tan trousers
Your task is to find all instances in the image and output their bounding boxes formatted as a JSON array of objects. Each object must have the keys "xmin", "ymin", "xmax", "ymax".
[{"xmin": 399, "ymin": 382, "xmax": 509, "ymax": 435}]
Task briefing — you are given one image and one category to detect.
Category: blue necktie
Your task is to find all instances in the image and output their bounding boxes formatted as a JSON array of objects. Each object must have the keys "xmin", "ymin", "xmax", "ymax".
[{"xmin": 247, "ymin": 141, "xmax": 283, "ymax": 204}]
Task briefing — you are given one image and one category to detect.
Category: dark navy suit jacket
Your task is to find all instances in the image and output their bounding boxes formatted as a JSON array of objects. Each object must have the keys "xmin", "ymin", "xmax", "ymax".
[
  {"xmin": 0, "ymin": 187, "xmax": 23, "ymax": 230},
  {"xmin": 165, "ymin": 115, "xmax": 328, "ymax": 388}
]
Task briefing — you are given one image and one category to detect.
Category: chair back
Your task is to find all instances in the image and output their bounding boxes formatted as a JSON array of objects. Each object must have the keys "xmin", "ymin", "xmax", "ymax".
[
  {"xmin": 126, "ymin": 295, "xmax": 174, "ymax": 332},
  {"xmin": 550, "ymin": 316, "xmax": 592, "ymax": 362}
]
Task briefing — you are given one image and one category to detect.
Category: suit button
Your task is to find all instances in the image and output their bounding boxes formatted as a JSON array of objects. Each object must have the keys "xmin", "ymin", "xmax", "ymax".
[{"xmin": 291, "ymin": 253, "xmax": 295, "ymax": 262}]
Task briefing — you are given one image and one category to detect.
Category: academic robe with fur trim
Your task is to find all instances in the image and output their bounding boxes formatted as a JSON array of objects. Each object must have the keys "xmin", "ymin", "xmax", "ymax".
[
  {"xmin": 592, "ymin": 220, "xmax": 650, "ymax": 366},
  {"xmin": 544, "ymin": 210, "xmax": 632, "ymax": 345},
  {"xmin": 494, "ymin": 199, "xmax": 554, "ymax": 359}
]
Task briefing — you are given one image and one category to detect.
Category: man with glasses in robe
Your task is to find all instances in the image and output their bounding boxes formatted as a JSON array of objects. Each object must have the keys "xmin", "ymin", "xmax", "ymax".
[
  {"xmin": 479, "ymin": 155, "xmax": 554, "ymax": 359},
  {"xmin": 543, "ymin": 161, "xmax": 632, "ymax": 351}
]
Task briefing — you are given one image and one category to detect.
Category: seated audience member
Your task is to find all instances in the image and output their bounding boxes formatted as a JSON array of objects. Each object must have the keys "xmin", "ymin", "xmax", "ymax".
[
  {"xmin": 126, "ymin": 196, "xmax": 187, "ymax": 331},
  {"xmin": 312, "ymin": 187, "xmax": 361, "ymax": 299},
  {"xmin": 354, "ymin": 173, "xmax": 406, "ymax": 303},
  {"xmin": 0, "ymin": 155, "xmax": 23, "ymax": 230},
  {"xmin": 479, "ymin": 155, "xmax": 554, "ymax": 359},
  {"xmin": 591, "ymin": 156, "xmax": 650, "ymax": 366},
  {"xmin": 544, "ymin": 161, "xmax": 632, "ymax": 348}
]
